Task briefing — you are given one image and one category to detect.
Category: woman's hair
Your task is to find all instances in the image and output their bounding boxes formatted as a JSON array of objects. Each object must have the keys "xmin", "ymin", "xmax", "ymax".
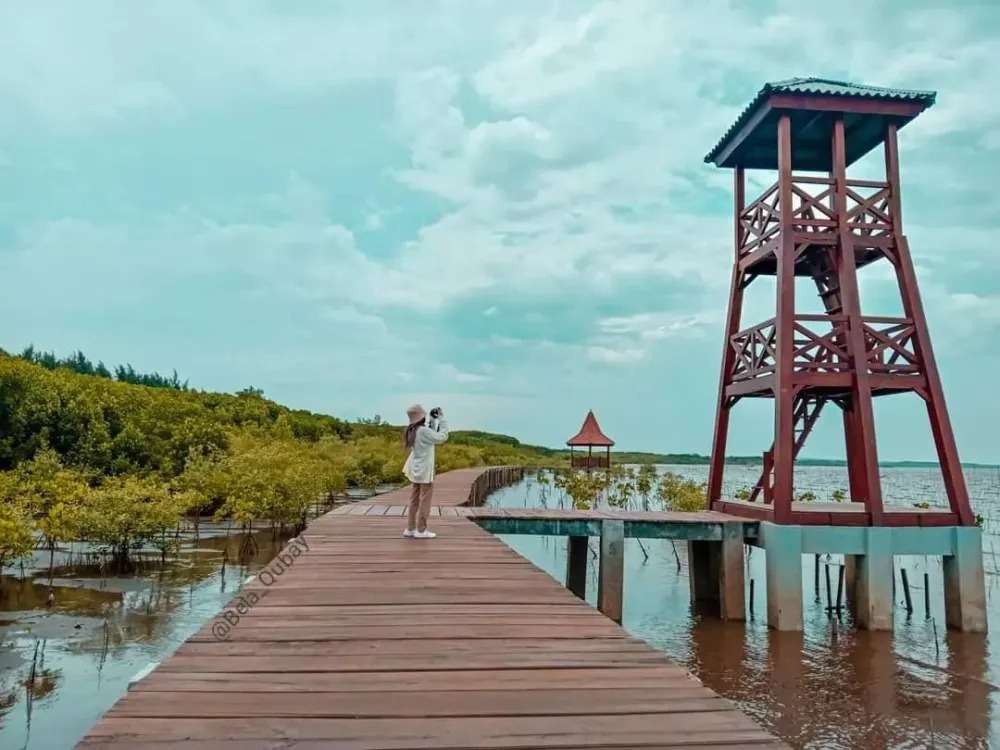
[{"xmin": 404, "ymin": 418, "xmax": 426, "ymax": 449}]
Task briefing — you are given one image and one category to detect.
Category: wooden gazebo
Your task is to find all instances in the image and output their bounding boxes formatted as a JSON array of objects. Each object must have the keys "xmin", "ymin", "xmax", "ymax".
[{"xmin": 567, "ymin": 411, "xmax": 614, "ymax": 470}]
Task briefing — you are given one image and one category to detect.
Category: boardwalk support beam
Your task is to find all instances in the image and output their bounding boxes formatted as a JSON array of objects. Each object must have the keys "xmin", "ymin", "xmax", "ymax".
[
  {"xmin": 687, "ymin": 527, "xmax": 745, "ymax": 621},
  {"xmin": 598, "ymin": 520, "xmax": 624, "ymax": 623},
  {"xmin": 720, "ymin": 522, "xmax": 746, "ymax": 621},
  {"xmin": 565, "ymin": 536, "xmax": 589, "ymax": 599}
]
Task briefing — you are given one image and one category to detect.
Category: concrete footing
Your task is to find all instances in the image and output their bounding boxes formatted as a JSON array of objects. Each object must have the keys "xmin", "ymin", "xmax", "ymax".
[
  {"xmin": 943, "ymin": 527, "xmax": 987, "ymax": 633},
  {"xmin": 854, "ymin": 528, "xmax": 894, "ymax": 630},
  {"xmin": 598, "ymin": 520, "xmax": 624, "ymax": 623},
  {"xmin": 752, "ymin": 522, "xmax": 987, "ymax": 632},
  {"xmin": 758, "ymin": 522, "xmax": 803, "ymax": 631}
]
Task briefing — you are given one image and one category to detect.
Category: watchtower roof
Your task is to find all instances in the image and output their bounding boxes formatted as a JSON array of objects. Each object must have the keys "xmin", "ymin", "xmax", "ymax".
[
  {"xmin": 566, "ymin": 410, "xmax": 615, "ymax": 447},
  {"xmin": 705, "ymin": 77, "xmax": 936, "ymax": 171}
]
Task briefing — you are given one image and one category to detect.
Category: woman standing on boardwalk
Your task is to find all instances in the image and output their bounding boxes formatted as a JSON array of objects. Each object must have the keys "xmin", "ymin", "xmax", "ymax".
[{"xmin": 402, "ymin": 404, "xmax": 449, "ymax": 539}]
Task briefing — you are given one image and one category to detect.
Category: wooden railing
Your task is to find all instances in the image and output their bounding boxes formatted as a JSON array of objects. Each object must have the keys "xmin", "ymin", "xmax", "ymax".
[
  {"xmin": 570, "ymin": 455, "xmax": 610, "ymax": 470},
  {"xmin": 738, "ymin": 176, "xmax": 894, "ymax": 259},
  {"xmin": 730, "ymin": 314, "xmax": 919, "ymax": 381},
  {"xmin": 466, "ymin": 466, "xmax": 524, "ymax": 506},
  {"xmin": 863, "ymin": 316, "xmax": 920, "ymax": 374}
]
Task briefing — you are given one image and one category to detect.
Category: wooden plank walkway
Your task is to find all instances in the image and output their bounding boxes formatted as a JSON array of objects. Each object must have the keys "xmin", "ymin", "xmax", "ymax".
[{"xmin": 78, "ymin": 467, "xmax": 785, "ymax": 749}]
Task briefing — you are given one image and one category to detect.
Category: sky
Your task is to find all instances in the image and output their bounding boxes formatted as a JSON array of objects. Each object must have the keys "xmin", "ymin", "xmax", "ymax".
[{"xmin": 2, "ymin": 1, "xmax": 999, "ymax": 462}]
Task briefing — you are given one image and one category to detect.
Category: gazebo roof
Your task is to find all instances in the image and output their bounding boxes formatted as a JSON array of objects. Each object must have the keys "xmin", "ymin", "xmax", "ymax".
[
  {"xmin": 704, "ymin": 77, "xmax": 936, "ymax": 171},
  {"xmin": 566, "ymin": 410, "xmax": 614, "ymax": 447}
]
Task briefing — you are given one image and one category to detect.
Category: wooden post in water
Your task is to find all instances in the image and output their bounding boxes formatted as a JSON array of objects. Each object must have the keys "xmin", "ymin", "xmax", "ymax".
[
  {"xmin": 566, "ymin": 536, "xmax": 588, "ymax": 600},
  {"xmin": 598, "ymin": 520, "xmax": 624, "ymax": 623}
]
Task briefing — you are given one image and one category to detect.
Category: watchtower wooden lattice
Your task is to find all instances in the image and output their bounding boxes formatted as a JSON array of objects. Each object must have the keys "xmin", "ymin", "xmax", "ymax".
[{"xmin": 703, "ymin": 78, "xmax": 974, "ymax": 527}]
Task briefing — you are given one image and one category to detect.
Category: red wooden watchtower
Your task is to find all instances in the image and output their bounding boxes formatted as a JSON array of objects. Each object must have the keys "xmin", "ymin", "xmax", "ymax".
[
  {"xmin": 567, "ymin": 410, "xmax": 614, "ymax": 470},
  {"xmin": 704, "ymin": 78, "xmax": 974, "ymax": 527}
]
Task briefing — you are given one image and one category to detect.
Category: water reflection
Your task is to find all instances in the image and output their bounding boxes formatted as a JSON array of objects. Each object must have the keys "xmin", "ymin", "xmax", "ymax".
[
  {"xmin": 0, "ymin": 521, "xmax": 309, "ymax": 749},
  {"xmin": 489, "ymin": 468, "xmax": 998, "ymax": 749}
]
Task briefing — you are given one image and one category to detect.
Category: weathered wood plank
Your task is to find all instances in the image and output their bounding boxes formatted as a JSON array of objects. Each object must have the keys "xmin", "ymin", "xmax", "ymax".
[
  {"xmin": 81, "ymin": 714, "xmax": 783, "ymax": 747},
  {"xmin": 134, "ymin": 667, "xmax": 692, "ymax": 692},
  {"xmin": 109, "ymin": 689, "xmax": 730, "ymax": 718}
]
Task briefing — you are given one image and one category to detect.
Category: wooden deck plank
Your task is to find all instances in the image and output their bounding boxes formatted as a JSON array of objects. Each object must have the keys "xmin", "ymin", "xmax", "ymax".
[
  {"xmin": 133, "ymin": 667, "xmax": 695, "ymax": 692},
  {"xmin": 81, "ymin": 714, "xmax": 782, "ymax": 747},
  {"xmin": 176, "ymin": 638, "xmax": 650, "ymax": 656},
  {"xmin": 76, "ymin": 467, "xmax": 785, "ymax": 750},
  {"xmin": 108, "ymin": 689, "xmax": 731, "ymax": 718}
]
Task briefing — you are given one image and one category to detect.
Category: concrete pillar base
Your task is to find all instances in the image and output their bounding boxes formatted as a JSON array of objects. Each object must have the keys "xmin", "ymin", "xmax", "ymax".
[
  {"xmin": 943, "ymin": 527, "xmax": 987, "ymax": 632},
  {"xmin": 598, "ymin": 520, "xmax": 624, "ymax": 623},
  {"xmin": 855, "ymin": 527, "xmax": 893, "ymax": 630},
  {"xmin": 759, "ymin": 522, "xmax": 803, "ymax": 631}
]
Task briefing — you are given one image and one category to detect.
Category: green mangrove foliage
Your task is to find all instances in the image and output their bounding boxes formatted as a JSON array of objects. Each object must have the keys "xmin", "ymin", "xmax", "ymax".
[
  {"xmin": 551, "ymin": 465, "xmax": 708, "ymax": 513},
  {"xmin": 0, "ymin": 351, "xmax": 557, "ymax": 568},
  {"xmin": 655, "ymin": 471, "xmax": 707, "ymax": 512}
]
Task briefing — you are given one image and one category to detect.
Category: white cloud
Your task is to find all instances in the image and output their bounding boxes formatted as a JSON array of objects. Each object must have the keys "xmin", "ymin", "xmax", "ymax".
[
  {"xmin": 1, "ymin": 177, "xmax": 419, "ymax": 315},
  {"xmin": 586, "ymin": 345, "xmax": 646, "ymax": 365},
  {"xmin": 598, "ymin": 312, "xmax": 715, "ymax": 341},
  {"xmin": 438, "ymin": 363, "xmax": 492, "ymax": 385},
  {"xmin": 0, "ymin": 3, "xmax": 503, "ymax": 131},
  {"xmin": 473, "ymin": 1, "xmax": 670, "ymax": 109}
]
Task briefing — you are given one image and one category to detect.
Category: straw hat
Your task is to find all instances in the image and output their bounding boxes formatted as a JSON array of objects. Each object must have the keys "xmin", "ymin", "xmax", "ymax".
[{"xmin": 406, "ymin": 404, "xmax": 426, "ymax": 425}]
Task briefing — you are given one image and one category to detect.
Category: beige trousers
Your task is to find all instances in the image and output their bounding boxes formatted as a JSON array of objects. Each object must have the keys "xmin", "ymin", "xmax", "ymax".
[{"xmin": 407, "ymin": 482, "xmax": 434, "ymax": 532}]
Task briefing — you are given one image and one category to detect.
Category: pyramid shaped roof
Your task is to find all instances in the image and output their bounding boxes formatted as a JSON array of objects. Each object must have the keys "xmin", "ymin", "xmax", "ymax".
[
  {"xmin": 566, "ymin": 410, "xmax": 614, "ymax": 447},
  {"xmin": 704, "ymin": 77, "xmax": 935, "ymax": 170}
]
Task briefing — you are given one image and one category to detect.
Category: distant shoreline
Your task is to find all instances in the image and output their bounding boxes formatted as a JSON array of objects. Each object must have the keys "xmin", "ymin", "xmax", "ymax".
[
  {"xmin": 450, "ymin": 432, "xmax": 999, "ymax": 470},
  {"xmin": 594, "ymin": 452, "xmax": 999, "ymax": 470}
]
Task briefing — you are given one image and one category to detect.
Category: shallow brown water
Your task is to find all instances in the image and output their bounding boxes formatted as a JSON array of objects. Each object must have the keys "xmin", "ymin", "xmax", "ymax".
[{"xmin": 488, "ymin": 467, "xmax": 1000, "ymax": 750}]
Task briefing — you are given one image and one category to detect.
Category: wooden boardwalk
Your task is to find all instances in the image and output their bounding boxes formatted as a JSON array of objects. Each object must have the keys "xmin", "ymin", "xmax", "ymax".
[{"xmin": 79, "ymin": 467, "xmax": 785, "ymax": 749}]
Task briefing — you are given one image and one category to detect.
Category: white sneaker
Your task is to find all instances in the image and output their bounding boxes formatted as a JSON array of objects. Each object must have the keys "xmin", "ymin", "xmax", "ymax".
[
  {"xmin": 402, "ymin": 529, "xmax": 415, "ymax": 538},
  {"xmin": 413, "ymin": 530, "xmax": 437, "ymax": 539}
]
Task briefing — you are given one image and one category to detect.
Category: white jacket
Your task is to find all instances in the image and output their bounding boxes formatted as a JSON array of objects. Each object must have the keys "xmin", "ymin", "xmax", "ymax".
[{"xmin": 403, "ymin": 418, "xmax": 449, "ymax": 484}]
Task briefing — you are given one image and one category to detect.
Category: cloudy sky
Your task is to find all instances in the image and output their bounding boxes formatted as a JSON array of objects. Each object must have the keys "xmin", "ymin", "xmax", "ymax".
[{"xmin": 2, "ymin": 1, "xmax": 999, "ymax": 462}]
